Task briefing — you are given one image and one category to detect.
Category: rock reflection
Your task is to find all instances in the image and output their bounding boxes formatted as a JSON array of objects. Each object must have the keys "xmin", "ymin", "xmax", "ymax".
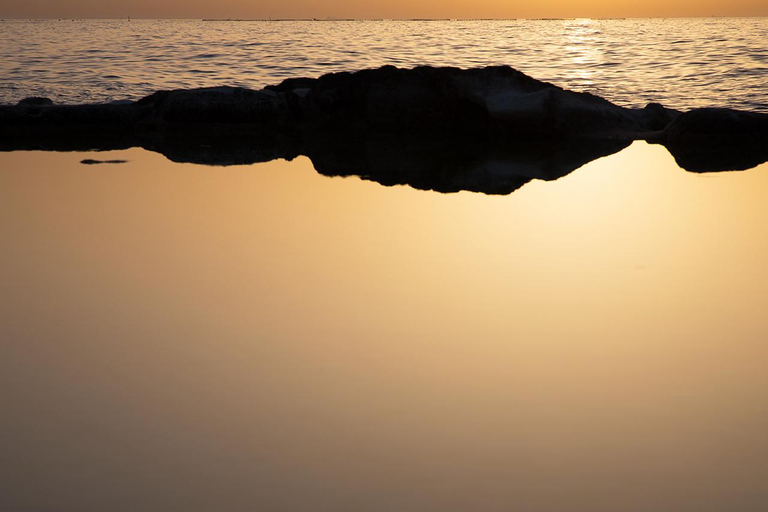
[
  {"xmin": 1, "ymin": 127, "xmax": 635, "ymax": 195},
  {"xmin": 4, "ymin": 125, "xmax": 768, "ymax": 194},
  {"xmin": 304, "ymin": 133, "xmax": 631, "ymax": 194}
]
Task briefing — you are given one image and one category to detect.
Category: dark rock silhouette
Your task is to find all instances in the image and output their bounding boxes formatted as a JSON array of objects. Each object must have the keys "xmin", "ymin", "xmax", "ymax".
[
  {"xmin": 1, "ymin": 66, "xmax": 676, "ymax": 136},
  {"xmin": 1, "ymin": 65, "xmax": 767, "ymax": 193},
  {"xmin": 652, "ymin": 108, "xmax": 768, "ymax": 172},
  {"xmin": 263, "ymin": 65, "xmax": 674, "ymax": 136}
]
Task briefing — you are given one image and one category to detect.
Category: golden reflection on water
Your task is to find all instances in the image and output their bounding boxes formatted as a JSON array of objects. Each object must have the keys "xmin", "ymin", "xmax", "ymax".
[
  {"xmin": 1, "ymin": 143, "xmax": 768, "ymax": 511},
  {"xmin": 562, "ymin": 18, "xmax": 605, "ymax": 91}
]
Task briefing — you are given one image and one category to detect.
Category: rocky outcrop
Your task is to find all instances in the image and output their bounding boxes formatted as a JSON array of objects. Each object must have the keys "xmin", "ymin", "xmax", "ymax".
[
  {"xmin": 1, "ymin": 65, "xmax": 767, "ymax": 193},
  {"xmin": 264, "ymin": 65, "xmax": 676, "ymax": 136},
  {"xmin": 654, "ymin": 108, "xmax": 768, "ymax": 172},
  {"xmin": 0, "ymin": 65, "xmax": 677, "ymax": 137}
]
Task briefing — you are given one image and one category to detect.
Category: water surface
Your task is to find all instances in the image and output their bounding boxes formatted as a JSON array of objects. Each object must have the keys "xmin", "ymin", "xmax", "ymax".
[
  {"xmin": 2, "ymin": 144, "xmax": 768, "ymax": 511},
  {"xmin": 2, "ymin": 18, "xmax": 767, "ymax": 111}
]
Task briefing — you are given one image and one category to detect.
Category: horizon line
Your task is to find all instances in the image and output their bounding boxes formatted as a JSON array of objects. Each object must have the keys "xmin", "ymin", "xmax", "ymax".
[{"xmin": 2, "ymin": 15, "xmax": 767, "ymax": 21}]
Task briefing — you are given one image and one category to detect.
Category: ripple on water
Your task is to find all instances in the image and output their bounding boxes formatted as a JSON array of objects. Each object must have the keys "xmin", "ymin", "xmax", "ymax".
[{"xmin": 0, "ymin": 18, "xmax": 766, "ymax": 111}]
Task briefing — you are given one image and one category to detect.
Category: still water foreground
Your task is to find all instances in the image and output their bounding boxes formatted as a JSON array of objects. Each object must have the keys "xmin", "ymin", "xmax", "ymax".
[{"xmin": 1, "ymin": 142, "xmax": 768, "ymax": 511}]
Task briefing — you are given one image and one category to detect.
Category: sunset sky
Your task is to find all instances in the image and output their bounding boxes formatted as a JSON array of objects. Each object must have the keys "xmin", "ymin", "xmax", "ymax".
[{"xmin": 2, "ymin": 0, "xmax": 767, "ymax": 19}]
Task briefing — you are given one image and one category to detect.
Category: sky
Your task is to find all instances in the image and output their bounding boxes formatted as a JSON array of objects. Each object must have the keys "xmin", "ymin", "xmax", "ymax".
[{"xmin": 2, "ymin": 0, "xmax": 767, "ymax": 19}]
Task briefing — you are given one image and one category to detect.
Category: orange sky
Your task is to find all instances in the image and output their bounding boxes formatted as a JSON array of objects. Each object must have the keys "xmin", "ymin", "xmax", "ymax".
[{"xmin": 2, "ymin": 0, "xmax": 767, "ymax": 19}]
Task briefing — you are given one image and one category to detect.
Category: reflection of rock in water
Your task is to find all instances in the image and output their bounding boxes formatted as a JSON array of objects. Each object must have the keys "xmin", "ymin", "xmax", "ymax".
[
  {"xmin": 0, "ymin": 125, "xmax": 630, "ymax": 195},
  {"xmin": 303, "ymin": 132, "xmax": 630, "ymax": 195},
  {"xmin": 1, "ymin": 65, "xmax": 767, "ymax": 191}
]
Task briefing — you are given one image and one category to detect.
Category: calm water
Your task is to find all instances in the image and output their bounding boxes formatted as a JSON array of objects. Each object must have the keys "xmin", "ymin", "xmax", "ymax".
[
  {"xmin": 2, "ymin": 16, "xmax": 768, "ymax": 511},
  {"xmin": 1, "ymin": 18, "xmax": 767, "ymax": 111},
  {"xmin": 2, "ymin": 144, "xmax": 768, "ymax": 511}
]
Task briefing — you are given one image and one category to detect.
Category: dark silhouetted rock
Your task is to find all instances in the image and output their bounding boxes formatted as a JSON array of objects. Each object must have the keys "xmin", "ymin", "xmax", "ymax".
[
  {"xmin": 137, "ymin": 87, "xmax": 292, "ymax": 125},
  {"xmin": 267, "ymin": 65, "xmax": 673, "ymax": 136},
  {"xmin": 0, "ymin": 65, "xmax": 677, "ymax": 137},
  {"xmin": 1, "ymin": 65, "xmax": 767, "ymax": 187},
  {"xmin": 658, "ymin": 108, "xmax": 768, "ymax": 172}
]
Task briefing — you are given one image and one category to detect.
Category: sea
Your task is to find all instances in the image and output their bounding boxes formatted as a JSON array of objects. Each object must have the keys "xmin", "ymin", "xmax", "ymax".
[
  {"xmin": 3, "ymin": 17, "xmax": 768, "ymax": 512},
  {"xmin": 1, "ymin": 17, "xmax": 767, "ymax": 111}
]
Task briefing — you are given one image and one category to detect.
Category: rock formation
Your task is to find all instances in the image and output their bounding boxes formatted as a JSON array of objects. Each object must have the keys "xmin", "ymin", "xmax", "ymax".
[{"xmin": 2, "ymin": 65, "xmax": 767, "ymax": 193}]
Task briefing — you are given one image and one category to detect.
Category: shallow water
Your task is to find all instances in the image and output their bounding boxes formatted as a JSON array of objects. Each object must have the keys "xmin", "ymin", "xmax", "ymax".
[
  {"xmin": 2, "ymin": 144, "xmax": 768, "ymax": 511},
  {"xmin": 1, "ymin": 18, "xmax": 767, "ymax": 111}
]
